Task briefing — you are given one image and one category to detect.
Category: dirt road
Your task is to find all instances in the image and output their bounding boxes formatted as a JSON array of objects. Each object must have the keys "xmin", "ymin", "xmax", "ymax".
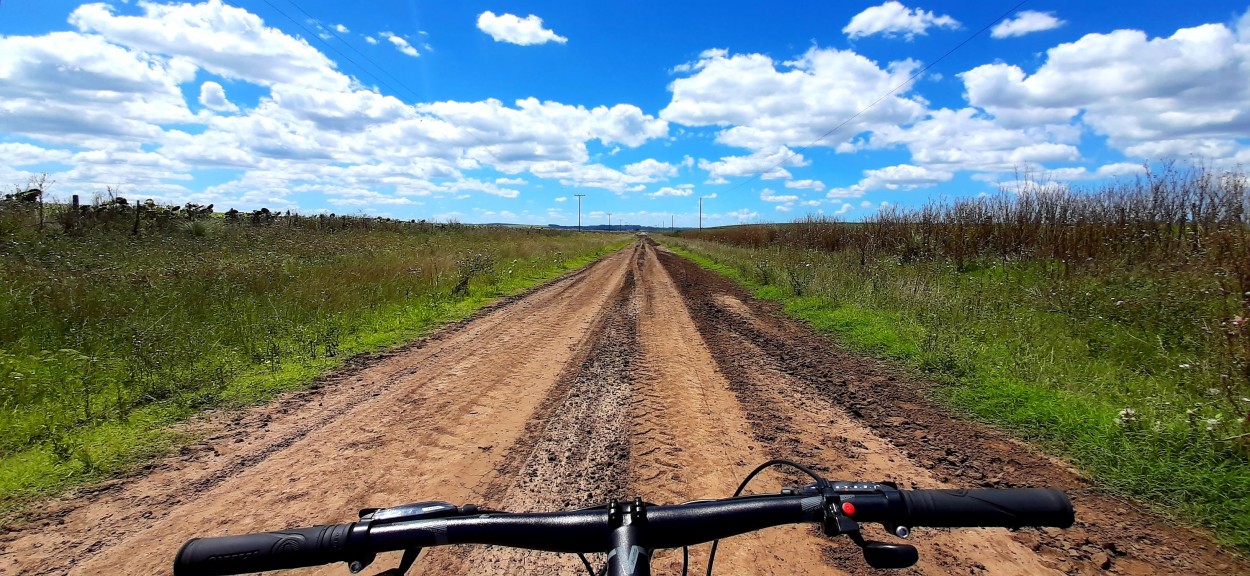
[{"xmin": 2, "ymin": 239, "xmax": 1245, "ymax": 575}]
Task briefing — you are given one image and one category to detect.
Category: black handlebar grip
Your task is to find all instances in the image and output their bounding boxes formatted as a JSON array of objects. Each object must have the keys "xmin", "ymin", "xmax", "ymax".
[
  {"xmin": 173, "ymin": 524, "xmax": 353, "ymax": 576},
  {"xmin": 901, "ymin": 489, "xmax": 1074, "ymax": 529}
]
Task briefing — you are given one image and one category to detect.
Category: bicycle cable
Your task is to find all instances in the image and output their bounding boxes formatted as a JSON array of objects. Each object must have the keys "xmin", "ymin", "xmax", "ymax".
[
  {"xmin": 705, "ymin": 459, "xmax": 827, "ymax": 576},
  {"xmin": 578, "ymin": 553, "xmax": 596, "ymax": 576}
]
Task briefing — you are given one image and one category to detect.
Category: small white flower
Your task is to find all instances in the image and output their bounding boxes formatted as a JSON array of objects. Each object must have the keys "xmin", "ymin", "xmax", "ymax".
[
  {"xmin": 1179, "ymin": 363, "xmax": 1191, "ymax": 369},
  {"xmin": 1115, "ymin": 300, "xmax": 1124, "ymax": 306},
  {"xmin": 1206, "ymin": 418, "xmax": 1220, "ymax": 431},
  {"xmin": 1115, "ymin": 408, "xmax": 1140, "ymax": 426}
]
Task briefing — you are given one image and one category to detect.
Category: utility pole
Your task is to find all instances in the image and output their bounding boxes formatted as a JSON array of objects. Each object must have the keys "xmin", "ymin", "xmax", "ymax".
[
  {"xmin": 671, "ymin": 214, "xmax": 674, "ymax": 233},
  {"xmin": 699, "ymin": 196, "xmax": 705, "ymax": 230},
  {"xmin": 608, "ymin": 212, "xmax": 612, "ymax": 232},
  {"xmin": 574, "ymin": 194, "xmax": 586, "ymax": 232}
]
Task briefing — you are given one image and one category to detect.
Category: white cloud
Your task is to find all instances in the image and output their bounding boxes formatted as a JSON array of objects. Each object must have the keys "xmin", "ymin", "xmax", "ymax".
[
  {"xmin": 991, "ymin": 11, "xmax": 1065, "ymax": 38},
  {"xmin": 0, "ymin": 143, "xmax": 74, "ymax": 167},
  {"xmin": 624, "ymin": 158, "xmax": 680, "ymax": 180},
  {"xmin": 364, "ymin": 35, "xmax": 377, "ymax": 45},
  {"xmin": 198, "ymin": 81, "xmax": 239, "ymax": 113},
  {"xmin": 785, "ymin": 179, "xmax": 825, "ymax": 191},
  {"xmin": 843, "ymin": 1, "xmax": 959, "ymax": 40},
  {"xmin": 334, "ymin": 23, "xmax": 349, "ymax": 34},
  {"xmin": 833, "ymin": 203, "xmax": 854, "ymax": 216},
  {"xmin": 1036, "ymin": 162, "xmax": 1146, "ymax": 181},
  {"xmin": 554, "ymin": 196, "xmax": 567, "ymax": 202},
  {"xmin": 70, "ymin": 1, "xmax": 351, "ymax": 90},
  {"xmin": 962, "ymin": 20, "xmax": 1250, "ymax": 161},
  {"xmin": 0, "ymin": 1, "xmax": 677, "ymax": 212},
  {"xmin": 698, "ymin": 147, "xmax": 808, "ymax": 182},
  {"xmin": 649, "ymin": 184, "xmax": 694, "ymax": 198},
  {"xmin": 869, "ymin": 108, "xmax": 1080, "ymax": 172},
  {"xmin": 0, "ymin": 30, "xmax": 193, "ymax": 144},
  {"xmin": 495, "ymin": 177, "xmax": 526, "ymax": 185},
  {"xmin": 386, "ymin": 34, "xmax": 419, "ymax": 57},
  {"xmin": 523, "ymin": 161, "xmax": 659, "ymax": 193},
  {"xmin": 327, "ymin": 189, "xmax": 417, "ymax": 206},
  {"xmin": 662, "ymin": 47, "xmax": 927, "ymax": 151},
  {"xmin": 827, "ymin": 163, "xmax": 954, "ymax": 198},
  {"xmin": 711, "ymin": 208, "xmax": 759, "ymax": 223},
  {"xmin": 476, "ymin": 11, "xmax": 567, "ymax": 46},
  {"xmin": 760, "ymin": 188, "xmax": 799, "ymax": 203}
]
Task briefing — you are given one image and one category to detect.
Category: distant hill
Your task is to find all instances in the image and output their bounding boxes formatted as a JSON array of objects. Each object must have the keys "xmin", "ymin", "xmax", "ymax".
[{"xmin": 545, "ymin": 224, "xmax": 691, "ymax": 232}]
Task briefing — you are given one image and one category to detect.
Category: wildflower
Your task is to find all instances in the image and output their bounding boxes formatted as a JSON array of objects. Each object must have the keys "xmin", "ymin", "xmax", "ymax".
[
  {"xmin": 1115, "ymin": 408, "xmax": 1140, "ymax": 426},
  {"xmin": 1206, "ymin": 418, "xmax": 1221, "ymax": 431},
  {"xmin": 1179, "ymin": 363, "xmax": 1191, "ymax": 369},
  {"xmin": 1115, "ymin": 300, "xmax": 1124, "ymax": 306},
  {"xmin": 1232, "ymin": 316, "xmax": 1245, "ymax": 328}
]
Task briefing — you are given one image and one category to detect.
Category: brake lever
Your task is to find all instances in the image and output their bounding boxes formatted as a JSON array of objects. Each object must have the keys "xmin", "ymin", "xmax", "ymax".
[
  {"xmin": 820, "ymin": 484, "xmax": 918, "ymax": 569},
  {"xmin": 347, "ymin": 502, "xmax": 465, "ymax": 574},
  {"xmin": 373, "ymin": 547, "xmax": 421, "ymax": 576}
]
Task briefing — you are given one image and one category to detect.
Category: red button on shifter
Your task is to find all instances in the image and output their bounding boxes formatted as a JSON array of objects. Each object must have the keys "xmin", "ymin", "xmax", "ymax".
[{"xmin": 840, "ymin": 502, "xmax": 855, "ymax": 516}]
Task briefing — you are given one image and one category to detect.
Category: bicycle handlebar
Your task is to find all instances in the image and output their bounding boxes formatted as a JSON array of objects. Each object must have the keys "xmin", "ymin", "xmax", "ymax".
[
  {"xmin": 901, "ymin": 488, "xmax": 1074, "ymax": 528},
  {"xmin": 174, "ymin": 484, "xmax": 1074, "ymax": 576},
  {"xmin": 175, "ymin": 525, "xmax": 352, "ymax": 576}
]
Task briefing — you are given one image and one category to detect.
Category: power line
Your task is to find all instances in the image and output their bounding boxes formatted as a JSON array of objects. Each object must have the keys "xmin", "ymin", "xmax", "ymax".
[
  {"xmin": 233, "ymin": 0, "xmax": 503, "ymax": 161},
  {"xmin": 229, "ymin": 0, "xmax": 419, "ymax": 102},
  {"xmin": 271, "ymin": 0, "xmax": 427, "ymax": 102},
  {"xmin": 717, "ymin": 0, "xmax": 1031, "ymax": 198}
]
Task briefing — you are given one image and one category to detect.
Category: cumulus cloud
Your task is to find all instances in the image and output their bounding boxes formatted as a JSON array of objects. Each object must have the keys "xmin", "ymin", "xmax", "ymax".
[
  {"xmin": 843, "ymin": 1, "xmax": 959, "ymax": 40},
  {"xmin": 198, "ymin": 81, "xmax": 239, "ymax": 112},
  {"xmin": 869, "ymin": 108, "xmax": 1081, "ymax": 172},
  {"xmin": 698, "ymin": 147, "xmax": 808, "ymax": 183},
  {"xmin": 991, "ymin": 11, "xmax": 1065, "ymax": 38},
  {"xmin": 662, "ymin": 47, "xmax": 927, "ymax": 151},
  {"xmin": 712, "ymin": 208, "xmax": 759, "ymax": 223},
  {"xmin": 785, "ymin": 179, "xmax": 825, "ymax": 191},
  {"xmin": 69, "ymin": 1, "xmax": 350, "ymax": 90},
  {"xmin": 0, "ymin": 31, "xmax": 193, "ymax": 144},
  {"xmin": 476, "ymin": 11, "xmax": 567, "ymax": 45},
  {"xmin": 386, "ymin": 33, "xmax": 419, "ymax": 57},
  {"xmin": 0, "ymin": 142, "xmax": 75, "ymax": 167},
  {"xmin": 649, "ymin": 184, "xmax": 694, "ymax": 198},
  {"xmin": 0, "ymin": 1, "xmax": 675, "ymax": 212},
  {"xmin": 961, "ymin": 19, "xmax": 1250, "ymax": 161},
  {"xmin": 760, "ymin": 188, "xmax": 799, "ymax": 203},
  {"xmin": 827, "ymin": 164, "xmax": 954, "ymax": 198}
]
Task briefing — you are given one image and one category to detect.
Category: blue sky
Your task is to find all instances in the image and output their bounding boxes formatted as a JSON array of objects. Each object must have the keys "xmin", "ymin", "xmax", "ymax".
[{"xmin": 2, "ymin": 1, "xmax": 1249, "ymax": 226}]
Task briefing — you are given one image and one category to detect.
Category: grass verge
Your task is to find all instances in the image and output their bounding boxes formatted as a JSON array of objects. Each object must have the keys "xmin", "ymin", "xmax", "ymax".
[
  {"xmin": 663, "ymin": 237, "xmax": 1250, "ymax": 551},
  {"xmin": 0, "ymin": 222, "xmax": 629, "ymax": 512}
]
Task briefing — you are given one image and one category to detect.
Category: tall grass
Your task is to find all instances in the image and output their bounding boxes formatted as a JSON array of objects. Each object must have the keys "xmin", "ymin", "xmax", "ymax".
[
  {"xmin": 0, "ymin": 196, "xmax": 629, "ymax": 505},
  {"xmin": 667, "ymin": 163, "xmax": 1250, "ymax": 549}
]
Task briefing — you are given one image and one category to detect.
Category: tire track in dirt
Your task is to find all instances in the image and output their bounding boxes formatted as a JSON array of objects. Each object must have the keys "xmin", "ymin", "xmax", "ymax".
[
  {"xmin": 1, "ymin": 248, "xmax": 633, "ymax": 576},
  {"xmin": 435, "ymin": 249, "xmax": 641, "ymax": 576},
  {"xmin": 627, "ymin": 239, "xmax": 845, "ymax": 575},
  {"xmin": 655, "ymin": 246, "xmax": 1250, "ymax": 576},
  {"xmin": 5, "ymin": 239, "xmax": 1247, "ymax": 576}
]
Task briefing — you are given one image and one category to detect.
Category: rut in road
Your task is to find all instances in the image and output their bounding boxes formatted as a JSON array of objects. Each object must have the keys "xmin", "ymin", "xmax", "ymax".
[{"xmin": 2, "ymin": 239, "xmax": 1247, "ymax": 576}]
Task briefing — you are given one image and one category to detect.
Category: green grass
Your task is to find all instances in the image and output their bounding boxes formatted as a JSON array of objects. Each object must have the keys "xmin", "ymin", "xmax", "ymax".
[
  {"xmin": 664, "ymin": 237, "xmax": 1250, "ymax": 551},
  {"xmin": 0, "ymin": 219, "xmax": 630, "ymax": 509}
]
